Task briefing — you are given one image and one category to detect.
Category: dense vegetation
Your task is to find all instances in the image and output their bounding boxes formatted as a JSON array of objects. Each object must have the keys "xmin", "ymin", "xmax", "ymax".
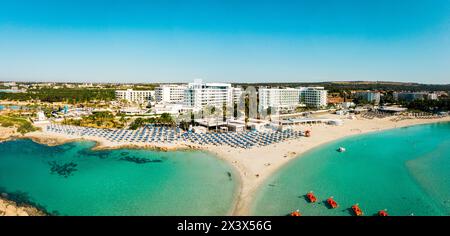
[
  {"xmin": 0, "ymin": 115, "xmax": 39, "ymax": 134},
  {"xmin": 129, "ymin": 84, "xmax": 159, "ymax": 90},
  {"xmin": 129, "ymin": 113, "xmax": 175, "ymax": 130},
  {"xmin": 404, "ymin": 99, "xmax": 450, "ymax": 112},
  {"xmin": 0, "ymin": 88, "xmax": 116, "ymax": 103},
  {"xmin": 379, "ymin": 92, "xmax": 396, "ymax": 105},
  {"xmin": 62, "ymin": 111, "xmax": 124, "ymax": 129}
]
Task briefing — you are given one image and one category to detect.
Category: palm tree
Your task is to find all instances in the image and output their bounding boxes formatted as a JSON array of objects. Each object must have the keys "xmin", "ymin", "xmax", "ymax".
[
  {"xmin": 222, "ymin": 103, "xmax": 227, "ymax": 122},
  {"xmin": 160, "ymin": 113, "xmax": 175, "ymax": 126},
  {"xmin": 208, "ymin": 106, "xmax": 219, "ymax": 132},
  {"xmin": 267, "ymin": 106, "xmax": 272, "ymax": 122},
  {"xmin": 119, "ymin": 114, "xmax": 126, "ymax": 126},
  {"xmin": 244, "ymin": 94, "xmax": 250, "ymax": 127}
]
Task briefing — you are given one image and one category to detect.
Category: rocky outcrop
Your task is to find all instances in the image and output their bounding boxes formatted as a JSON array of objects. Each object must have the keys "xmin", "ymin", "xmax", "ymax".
[
  {"xmin": 0, "ymin": 127, "xmax": 17, "ymax": 142},
  {"xmin": 0, "ymin": 198, "xmax": 46, "ymax": 216},
  {"xmin": 27, "ymin": 135, "xmax": 75, "ymax": 147}
]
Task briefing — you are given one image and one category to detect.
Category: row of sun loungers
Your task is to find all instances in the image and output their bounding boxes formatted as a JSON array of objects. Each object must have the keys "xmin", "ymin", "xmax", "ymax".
[
  {"xmin": 46, "ymin": 124, "xmax": 182, "ymax": 143},
  {"xmin": 361, "ymin": 111, "xmax": 394, "ymax": 119},
  {"xmin": 46, "ymin": 124, "xmax": 304, "ymax": 149},
  {"xmin": 391, "ymin": 113, "xmax": 447, "ymax": 122},
  {"xmin": 180, "ymin": 129, "xmax": 303, "ymax": 148}
]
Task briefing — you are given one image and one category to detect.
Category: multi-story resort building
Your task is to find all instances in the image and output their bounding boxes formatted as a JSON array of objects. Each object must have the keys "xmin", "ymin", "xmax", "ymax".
[
  {"xmin": 393, "ymin": 92, "xmax": 438, "ymax": 102},
  {"xmin": 115, "ymin": 82, "xmax": 327, "ymax": 114},
  {"xmin": 155, "ymin": 84, "xmax": 187, "ymax": 104},
  {"xmin": 232, "ymin": 87, "xmax": 243, "ymax": 104},
  {"xmin": 427, "ymin": 93, "xmax": 438, "ymax": 100},
  {"xmin": 258, "ymin": 87, "xmax": 302, "ymax": 113},
  {"xmin": 258, "ymin": 86, "xmax": 328, "ymax": 112},
  {"xmin": 300, "ymin": 87, "xmax": 328, "ymax": 108},
  {"xmin": 115, "ymin": 89, "xmax": 154, "ymax": 104},
  {"xmin": 2, "ymin": 82, "xmax": 16, "ymax": 87},
  {"xmin": 355, "ymin": 91, "xmax": 381, "ymax": 104},
  {"xmin": 184, "ymin": 80, "xmax": 233, "ymax": 111}
]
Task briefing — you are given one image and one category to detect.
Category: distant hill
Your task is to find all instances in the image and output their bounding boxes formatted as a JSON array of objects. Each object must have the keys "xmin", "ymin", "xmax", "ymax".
[
  {"xmin": 232, "ymin": 81, "xmax": 450, "ymax": 92},
  {"xmin": 3, "ymin": 80, "xmax": 449, "ymax": 93}
]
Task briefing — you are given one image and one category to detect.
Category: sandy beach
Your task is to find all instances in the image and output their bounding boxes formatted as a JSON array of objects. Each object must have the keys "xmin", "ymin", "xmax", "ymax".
[
  {"xmin": 1, "ymin": 115, "xmax": 450, "ymax": 216},
  {"xmin": 205, "ymin": 115, "xmax": 450, "ymax": 215}
]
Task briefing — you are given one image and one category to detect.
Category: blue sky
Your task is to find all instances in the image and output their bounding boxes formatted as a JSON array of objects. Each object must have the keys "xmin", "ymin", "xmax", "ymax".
[{"xmin": 0, "ymin": 0, "xmax": 449, "ymax": 84}]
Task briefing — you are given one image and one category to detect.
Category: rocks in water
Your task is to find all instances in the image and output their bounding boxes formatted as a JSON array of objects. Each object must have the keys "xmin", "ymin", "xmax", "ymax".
[
  {"xmin": 77, "ymin": 149, "xmax": 110, "ymax": 159},
  {"xmin": 119, "ymin": 156, "xmax": 162, "ymax": 164},
  {"xmin": 0, "ymin": 189, "xmax": 48, "ymax": 216},
  {"xmin": 50, "ymin": 210, "xmax": 61, "ymax": 216},
  {"xmin": 227, "ymin": 171, "xmax": 232, "ymax": 181},
  {"xmin": 120, "ymin": 152, "xmax": 129, "ymax": 156},
  {"xmin": 0, "ymin": 197, "xmax": 47, "ymax": 216},
  {"xmin": 53, "ymin": 143, "xmax": 76, "ymax": 153},
  {"xmin": 48, "ymin": 161, "xmax": 78, "ymax": 178}
]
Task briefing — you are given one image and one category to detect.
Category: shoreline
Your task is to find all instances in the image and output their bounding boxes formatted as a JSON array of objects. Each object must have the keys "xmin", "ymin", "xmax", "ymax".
[
  {"xmin": 204, "ymin": 115, "xmax": 450, "ymax": 215},
  {"xmin": 247, "ymin": 119, "xmax": 450, "ymax": 215},
  {"xmin": 1, "ymin": 115, "xmax": 450, "ymax": 216},
  {"xmin": 0, "ymin": 197, "xmax": 47, "ymax": 216}
]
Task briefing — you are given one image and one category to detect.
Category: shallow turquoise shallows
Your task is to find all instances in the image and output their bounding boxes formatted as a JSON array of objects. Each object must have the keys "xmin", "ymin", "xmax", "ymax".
[
  {"xmin": 252, "ymin": 122, "xmax": 450, "ymax": 216},
  {"xmin": 0, "ymin": 139, "xmax": 237, "ymax": 216}
]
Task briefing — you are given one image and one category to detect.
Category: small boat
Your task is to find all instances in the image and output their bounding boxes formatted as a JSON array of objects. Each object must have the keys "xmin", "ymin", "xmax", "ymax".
[
  {"xmin": 326, "ymin": 197, "xmax": 338, "ymax": 209},
  {"xmin": 378, "ymin": 210, "xmax": 388, "ymax": 216},
  {"xmin": 337, "ymin": 147, "xmax": 346, "ymax": 152},
  {"xmin": 306, "ymin": 191, "xmax": 317, "ymax": 203},
  {"xmin": 290, "ymin": 210, "xmax": 301, "ymax": 216},
  {"xmin": 351, "ymin": 204, "xmax": 363, "ymax": 216}
]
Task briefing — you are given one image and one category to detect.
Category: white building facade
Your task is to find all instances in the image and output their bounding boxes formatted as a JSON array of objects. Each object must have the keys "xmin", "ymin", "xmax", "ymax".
[
  {"xmin": 427, "ymin": 93, "xmax": 438, "ymax": 100},
  {"xmin": 300, "ymin": 87, "xmax": 328, "ymax": 108},
  {"xmin": 232, "ymin": 87, "xmax": 243, "ymax": 104},
  {"xmin": 393, "ymin": 92, "xmax": 439, "ymax": 102},
  {"xmin": 115, "ymin": 89, "xmax": 154, "ymax": 104},
  {"xmin": 155, "ymin": 84, "xmax": 187, "ymax": 104},
  {"xmin": 355, "ymin": 91, "xmax": 381, "ymax": 104},
  {"xmin": 258, "ymin": 87, "xmax": 302, "ymax": 112},
  {"xmin": 184, "ymin": 80, "xmax": 233, "ymax": 110}
]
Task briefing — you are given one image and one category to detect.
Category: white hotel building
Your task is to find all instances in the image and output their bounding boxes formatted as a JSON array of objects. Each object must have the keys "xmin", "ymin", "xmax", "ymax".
[
  {"xmin": 258, "ymin": 86, "xmax": 328, "ymax": 112},
  {"xmin": 300, "ymin": 87, "xmax": 328, "ymax": 108},
  {"xmin": 115, "ymin": 82, "xmax": 327, "ymax": 116},
  {"xmin": 115, "ymin": 89, "xmax": 154, "ymax": 104},
  {"xmin": 258, "ymin": 87, "xmax": 302, "ymax": 112},
  {"xmin": 232, "ymin": 87, "xmax": 243, "ymax": 104},
  {"xmin": 184, "ymin": 80, "xmax": 233, "ymax": 111},
  {"xmin": 155, "ymin": 84, "xmax": 187, "ymax": 104}
]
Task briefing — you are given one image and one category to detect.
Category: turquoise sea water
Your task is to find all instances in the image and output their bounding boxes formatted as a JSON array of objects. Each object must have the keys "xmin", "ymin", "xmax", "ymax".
[
  {"xmin": 0, "ymin": 139, "xmax": 237, "ymax": 216},
  {"xmin": 0, "ymin": 105, "xmax": 23, "ymax": 110},
  {"xmin": 9, "ymin": 105, "xmax": 21, "ymax": 110},
  {"xmin": 252, "ymin": 122, "xmax": 450, "ymax": 216},
  {"xmin": 0, "ymin": 89, "xmax": 21, "ymax": 93}
]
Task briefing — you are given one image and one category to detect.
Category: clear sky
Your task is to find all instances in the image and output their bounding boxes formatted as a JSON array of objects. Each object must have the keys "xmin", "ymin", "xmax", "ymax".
[{"xmin": 0, "ymin": 0, "xmax": 449, "ymax": 84}]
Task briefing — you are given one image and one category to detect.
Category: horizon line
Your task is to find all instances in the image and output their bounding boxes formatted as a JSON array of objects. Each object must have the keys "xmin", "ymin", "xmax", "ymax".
[{"xmin": 1, "ymin": 79, "xmax": 449, "ymax": 86}]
